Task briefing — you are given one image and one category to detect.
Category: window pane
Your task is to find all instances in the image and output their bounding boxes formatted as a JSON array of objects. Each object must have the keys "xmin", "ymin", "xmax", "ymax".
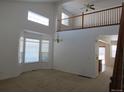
[
  {"xmin": 25, "ymin": 38, "xmax": 40, "ymax": 63},
  {"xmin": 28, "ymin": 11, "xmax": 49, "ymax": 26},
  {"xmin": 112, "ymin": 45, "xmax": 117, "ymax": 58},
  {"xmin": 41, "ymin": 40, "xmax": 49, "ymax": 62},
  {"xmin": 62, "ymin": 13, "xmax": 69, "ymax": 26},
  {"xmin": 19, "ymin": 37, "xmax": 24, "ymax": 63}
]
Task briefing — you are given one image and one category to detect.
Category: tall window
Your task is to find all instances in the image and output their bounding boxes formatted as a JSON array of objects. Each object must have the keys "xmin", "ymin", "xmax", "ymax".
[
  {"xmin": 62, "ymin": 13, "xmax": 69, "ymax": 26},
  {"xmin": 28, "ymin": 11, "xmax": 49, "ymax": 26},
  {"xmin": 112, "ymin": 45, "xmax": 117, "ymax": 58},
  {"xmin": 25, "ymin": 38, "xmax": 40, "ymax": 63},
  {"xmin": 19, "ymin": 37, "xmax": 50, "ymax": 63},
  {"xmin": 41, "ymin": 40, "xmax": 49, "ymax": 62}
]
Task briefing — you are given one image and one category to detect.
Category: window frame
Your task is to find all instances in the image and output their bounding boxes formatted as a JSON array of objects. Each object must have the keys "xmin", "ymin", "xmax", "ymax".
[
  {"xmin": 19, "ymin": 37, "xmax": 50, "ymax": 64},
  {"xmin": 19, "ymin": 37, "xmax": 24, "ymax": 64},
  {"xmin": 28, "ymin": 11, "xmax": 49, "ymax": 26}
]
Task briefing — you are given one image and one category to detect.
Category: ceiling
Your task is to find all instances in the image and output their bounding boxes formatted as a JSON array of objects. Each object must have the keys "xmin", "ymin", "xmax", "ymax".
[
  {"xmin": 63, "ymin": 0, "xmax": 123, "ymax": 15},
  {"xmin": 1, "ymin": 0, "xmax": 73, "ymax": 4},
  {"xmin": 107, "ymin": 35, "xmax": 118, "ymax": 41},
  {"xmin": 2, "ymin": 0, "xmax": 60, "ymax": 2},
  {"xmin": 99, "ymin": 35, "xmax": 118, "ymax": 42}
]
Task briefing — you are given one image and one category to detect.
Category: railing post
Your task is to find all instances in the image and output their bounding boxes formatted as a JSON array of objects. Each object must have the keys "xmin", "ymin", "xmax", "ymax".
[
  {"xmin": 57, "ymin": 20, "xmax": 59, "ymax": 31},
  {"xmin": 59, "ymin": 20, "xmax": 61, "ymax": 31},
  {"xmin": 82, "ymin": 12, "xmax": 84, "ymax": 29}
]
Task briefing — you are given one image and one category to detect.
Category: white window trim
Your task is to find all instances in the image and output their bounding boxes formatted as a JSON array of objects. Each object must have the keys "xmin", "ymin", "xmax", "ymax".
[
  {"xmin": 41, "ymin": 40, "xmax": 50, "ymax": 62},
  {"xmin": 39, "ymin": 40, "xmax": 42, "ymax": 62}
]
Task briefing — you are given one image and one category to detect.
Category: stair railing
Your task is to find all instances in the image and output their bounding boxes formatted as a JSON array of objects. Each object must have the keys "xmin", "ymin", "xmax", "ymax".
[{"xmin": 109, "ymin": 3, "xmax": 124, "ymax": 92}]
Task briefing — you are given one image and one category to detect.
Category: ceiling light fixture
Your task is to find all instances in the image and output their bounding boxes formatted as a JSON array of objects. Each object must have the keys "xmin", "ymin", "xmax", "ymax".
[{"xmin": 81, "ymin": 3, "xmax": 95, "ymax": 12}]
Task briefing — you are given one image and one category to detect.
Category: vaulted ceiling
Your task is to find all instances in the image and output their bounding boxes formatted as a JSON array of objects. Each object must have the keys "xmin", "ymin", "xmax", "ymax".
[
  {"xmin": 63, "ymin": 0, "xmax": 123, "ymax": 15},
  {"xmin": 2, "ymin": 0, "xmax": 59, "ymax": 2},
  {"xmin": 2, "ymin": 0, "xmax": 73, "ymax": 3},
  {"xmin": 1, "ymin": 0, "xmax": 123, "ymax": 15},
  {"xmin": 1, "ymin": 0, "xmax": 73, "ymax": 4}
]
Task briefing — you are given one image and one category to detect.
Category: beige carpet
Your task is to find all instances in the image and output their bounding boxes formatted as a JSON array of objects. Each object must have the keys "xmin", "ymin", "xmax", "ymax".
[{"xmin": 0, "ymin": 66, "xmax": 113, "ymax": 92}]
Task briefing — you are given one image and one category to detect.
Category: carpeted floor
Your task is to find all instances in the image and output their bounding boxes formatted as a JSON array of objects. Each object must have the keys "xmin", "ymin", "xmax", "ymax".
[{"xmin": 0, "ymin": 66, "xmax": 113, "ymax": 92}]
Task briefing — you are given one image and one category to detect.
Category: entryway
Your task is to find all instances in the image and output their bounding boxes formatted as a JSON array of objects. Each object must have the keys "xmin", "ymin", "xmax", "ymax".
[
  {"xmin": 96, "ymin": 35, "xmax": 118, "ymax": 74},
  {"xmin": 98, "ymin": 46, "xmax": 106, "ymax": 72}
]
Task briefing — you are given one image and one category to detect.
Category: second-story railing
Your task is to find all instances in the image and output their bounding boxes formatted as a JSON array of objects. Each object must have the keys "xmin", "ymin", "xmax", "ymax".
[{"xmin": 57, "ymin": 6, "xmax": 122, "ymax": 32}]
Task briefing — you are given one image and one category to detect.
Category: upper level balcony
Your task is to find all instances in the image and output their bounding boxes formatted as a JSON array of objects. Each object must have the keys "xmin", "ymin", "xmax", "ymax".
[{"xmin": 57, "ymin": 5, "xmax": 122, "ymax": 32}]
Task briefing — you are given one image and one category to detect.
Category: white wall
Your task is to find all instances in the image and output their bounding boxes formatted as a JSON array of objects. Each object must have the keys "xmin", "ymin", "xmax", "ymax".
[
  {"xmin": 0, "ymin": 1, "xmax": 56, "ymax": 80},
  {"xmin": 54, "ymin": 25, "xmax": 119, "ymax": 78}
]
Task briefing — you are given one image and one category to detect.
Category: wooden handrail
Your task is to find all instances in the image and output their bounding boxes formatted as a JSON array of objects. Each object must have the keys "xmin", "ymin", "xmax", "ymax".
[{"xmin": 109, "ymin": 3, "xmax": 124, "ymax": 92}]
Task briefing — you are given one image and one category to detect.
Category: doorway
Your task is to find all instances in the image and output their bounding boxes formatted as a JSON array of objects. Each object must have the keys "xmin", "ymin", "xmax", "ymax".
[
  {"xmin": 98, "ymin": 46, "xmax": 106, "ymax": 72},
  {"xmin": 96, "ymin": 35, "xmax": 118, "ymax": 76}
]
